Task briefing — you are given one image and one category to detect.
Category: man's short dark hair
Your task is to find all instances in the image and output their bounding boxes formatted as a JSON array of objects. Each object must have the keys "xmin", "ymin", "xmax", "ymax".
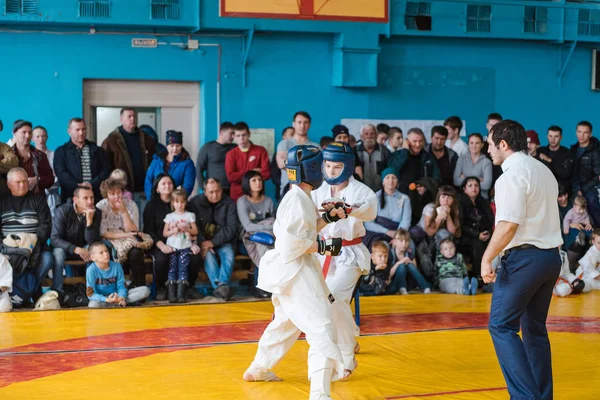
[
  {"xmin": 320, "ymin": 136, "xmax": 334, "ymax": 148},
  {"xmin": 220, "ymin": 122, "xmax": 234, "ymax": 132},
  {"xmin": 577, "ymin": 120, "xmax": 593, "ymax": 132},
  {"xmin": 376, "ymin": 123, "xmax": 390, "ymax": 134},
  {"xmin": 234, "ymin": 121, "xmax": 250, "ymax": 132},
  {"xmin": 547, "ymin": 125, "xmax": 563, "ymax": 136},
  {"xmin": 487, "ymin": 112, "xmax": 503, "ymax": 122},
  {"xmin": 444, "ymin": 116, "xmax": 463, "ymax": 132},
  {"xmin": 282, "ymin": 126, "xmax": 294, "ymax": 137},
  {"xmin": 120, "ymin": 107, "xmax": 136, "ymax": 115},
  {"xmin": 293, "ymin": 111, "xmax": 311, "ymax": 122},
  {"xmin": 68, "ymin": 118, "xmax": 85, "ymax": 128},
  {"xmin": 489, "ymin": 120, "xmax": 527, "ymax": 153},
  {"xmin": 32, "ymin": 125, "xmax": 47, "ymax": 133},
  {"xmin": 431, "ymin": 125, "xmax": 448, "ymax": 138},
  {"xmin": 407, "ymin": 127, "xmax": 425, "ymax": 139},
  {"xmin": 203, "ymin": 177, "xmax": 222, "ymax": 190},
  {"xmin": 73, "ymin": 185, "xmax": 94, "ymax": 198},
  {"xmin": 389, "ymin": 127, "xmax": 402, "ymax": 135},
  {"xmin": 558, "ymin": 183, "xmax": 569, "ymax": 196}
]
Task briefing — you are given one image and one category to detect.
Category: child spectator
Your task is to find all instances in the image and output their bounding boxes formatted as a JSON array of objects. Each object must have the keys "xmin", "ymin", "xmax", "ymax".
[
  {"xmin": 85, "ymin": 242, "xmax": 150, "ymax": 308},
  {"xmin": 163, "ymin": 188, "xmax": 198, "ymax": 303},
  {"xmin": 553, "ymin": 249, "xmax": 585, "ymax": 297},
  {"xmin": 434, "ymin": 239, "xmax": 477, "ymax": 295},
  {"xmin": 360, "ymin": 241, "xmax": 391, "ymax": 295},
  {"xmin": 574, "ymin": 228, "xmax": 600, "ymax": 292},
  {"xmin": 388, "ymin": 229, "xmax": 431, "ymax": 295},
  {"xmin": 563, "ymin": 195, "xmax": 593, "ymax": 249},
  {"xmin": 109, "ymin": 169, "xmax": 133, "ymax": 200}
]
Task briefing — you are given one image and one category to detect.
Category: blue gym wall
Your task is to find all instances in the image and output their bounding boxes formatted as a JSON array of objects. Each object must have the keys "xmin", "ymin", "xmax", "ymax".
[{"xmin": 0, "ymin": 0, "xmax": 599, "ymax": 150}]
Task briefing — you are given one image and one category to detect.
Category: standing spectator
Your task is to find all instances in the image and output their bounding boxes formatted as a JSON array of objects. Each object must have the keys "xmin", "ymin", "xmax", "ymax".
[
  {"xmin": 275, "ymin": 111, "xmax": 319, "ymax": 197},
  {"xmin": 32, "ymin": 126, "xmax": 61, "ymax": 215},
  {"xmin": 376, "ymin": 123, "xmax": 390, "ymax": 146},
  {"xmin": 526, "ymin": 130, "xmax": 542, "ymax": 161},
  {"xmin": 356, "ymin": 123, "xmax": 392, "ymax": 192},
  {"xmin": 196, "ymin": 122, "xmax": 236, "ymax": 194},
  {"xmin": 225, "ymin": 122, "xmax": 270, "ymax": 201},
  {"xmin": 0, "ymin": 129, "xmax": 18, "ymax": 195},
  {"xmin": 101, "ymin": 108, "xmax": 156, "ymax": 221},
  {"xmin": 570, "ymin": 121, "xmax": 600, "ymax": 227},
  {"xmin": 54, "ymin": 118, "xmax": 111, "ymax": 203},
  {"xmin": 144, "ymin": 130, "xmax": 196, "ymax": 200},
  {"xmin": 386, "ymin": 127, "xmax": 403, "ymax": 153},
  {"xmin": 388, "ymin": 128, "xmax": 440, "ymax": 197},
  {"xmin": 189, "ymin": 178, "xmax": 239, "ymax": 300},
  {"xmin": 444, "ymin": 116, "xmax": 468, "ymax": 158},
  {"xmin": 453, "ymin": 133, "xmax": 493, "ymax": 199},
  {"xmin": 50, "ymin": 186, "xmax": 102, "ymax": 295},
  {"xmin": 484, "ymin": 113, "xmax": 504, "ymax": 191},
  {"xmin": 538, "ymin": 125, "xmax": 573, "ymax": 192},
  {"xmin": 11, "ymin": 120, "xmax": 53, "ymax": 195},
  {"xmin": 139, "ymin": 125, "xmax": 166, "ymax": 155},
  {"xmin": 332, "ymin": 124, "xmax": 363, "ymax": 180},
  {"xmin": 270, "ymin": 126, "xmax": 294, "ymax": 202},
  {"xmin": 425, "ymin": 125, "xmax": 458, "ymax": 187}
]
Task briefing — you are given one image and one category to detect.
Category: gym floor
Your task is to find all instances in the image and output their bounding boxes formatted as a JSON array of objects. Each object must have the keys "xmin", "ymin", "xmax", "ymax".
[{"xmin": 1, "ymin": 292, "xmax": 599, "ymax": 399}]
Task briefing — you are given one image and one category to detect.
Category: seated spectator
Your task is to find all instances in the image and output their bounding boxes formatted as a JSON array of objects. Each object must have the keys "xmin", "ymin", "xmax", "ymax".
[
  {"xmin": 189, "ymin": 178, "xmax": 239, "ymax": 300},
  {"xmin": 457, "ymin": 176, "xmax": 494, "ymax": 283},
  {"xmin": 408, "ymin": 177, "xmax": 438, "ymax": 228},
  {"xmin": 0, "ymin": 134, "xmax": 19, "ymax": 196},
  {"xmin": 86, "ymin": 242, "xmax": 150, "ymax": 308},
  {"xmin": 54, "ymin": 118, "xmax": 110, "ymax": 202},
  {"xmin": 236, "ymin": 171, "xmax": 274, "ymax": 298},
  {"xmin": 388, "ymin": 230, "xmax": 431, "ymax": 295},
  {"xmin": 563, "ymin": 195, "xmax": 593, "ymax": 250},
  {"xmin": 453, "ymin": 133, "xmax": 492, "ymax": 199},
  {"xmin": 435, "ymin": 238, "xmax": 477, "ymax": 295},
  {"xmin": 96, "ymin": 178, "xmax": 148, "ymax": 289},
  {"xmin": 143, "ymin": 174, "xmax": 202, "ymax": 301},
  {"xmin": 11, "ymin": 120, "xmax": 53, "ymax": 195},
  {"xmin": 553, "ymin": 249, "xmax": 584, "ymax": 297},
  {"xmin": 558, "ymin": 184, "xmax": 572, "ymax": 245},
  {"xmin": 0, "ymin": 167, "xmax": 54, "ymax": 302},
  {"xmin": 364, "ymin": 168, "xmax": 411, "ymax": 249},
  {"xmin": 225, "ymin": 122, "xmax": 270, "ymax": 201},
  {"xmin": 50, "ymin": 186, "xmax": 102, "ymax": 296},
  {"xmin": 574, "ymin": 229, "xmax": 600, "ymax": 292},
  {"xmin": 162, "ymin": 188, "xmax": 198, "ymax": 303},
  {"xmin": 145, "ymin": 130, "xmax": 196, "ymax": 201},
  {"xmin": 109, "ymin": 169, "xmax": 133, "ymax": 200}
]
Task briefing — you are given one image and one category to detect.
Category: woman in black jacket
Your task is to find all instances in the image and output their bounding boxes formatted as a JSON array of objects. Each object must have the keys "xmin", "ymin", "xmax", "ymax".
[
  {"xmin": 457, "ymin": 176, "xmax": 494, "ymax": 283},
  {"xmin": 143, "ymin": 173, "xmax": 203, "ymax": 300}
]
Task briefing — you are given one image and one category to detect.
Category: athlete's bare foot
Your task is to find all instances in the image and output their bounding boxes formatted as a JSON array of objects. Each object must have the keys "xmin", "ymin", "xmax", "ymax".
[{"xmin": 243, "ymin": 366, "xmax": 283, "ymax": 382}]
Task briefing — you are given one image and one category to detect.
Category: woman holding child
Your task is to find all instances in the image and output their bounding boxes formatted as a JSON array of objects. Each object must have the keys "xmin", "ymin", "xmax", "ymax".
[{"xmin": 143, "ymin": 174, "xmax": 203, "ymax": 301}]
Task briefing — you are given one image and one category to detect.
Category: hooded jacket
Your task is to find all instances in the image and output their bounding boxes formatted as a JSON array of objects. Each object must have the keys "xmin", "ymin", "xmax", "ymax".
[{"xmin": 144, "ymin": 148, "xmax": 196, "ymax": 200}]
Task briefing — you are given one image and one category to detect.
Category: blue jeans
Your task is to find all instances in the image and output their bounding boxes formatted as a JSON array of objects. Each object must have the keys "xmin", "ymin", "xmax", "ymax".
[
  {"xmin": 52, "ymin": 247, "xmax": 76, "ymax": 293},
  {"xmin": 584, "ymin": 189, "xmax": 600, "ymax": 228},
  {"xmin": 388, "ymin": 263, "xmax": 431, "ymax": 292},
  {"xmin": 36, "ymin": 250, "xmax": 55, "ymax": 290},
  {"xmin": 204, "ymin": 243, "xmax": 234, "ymax": 289},
  {"xmin": 488, "ymin": 247, "xmax": 561, "ymax": 400},
  {"xmin": 563, "ymin": 227, "xmax": 591, "ymax": 250},
  {"xmin": 133, "ymin": 192, "xmax": 147, "ymax": 229}
]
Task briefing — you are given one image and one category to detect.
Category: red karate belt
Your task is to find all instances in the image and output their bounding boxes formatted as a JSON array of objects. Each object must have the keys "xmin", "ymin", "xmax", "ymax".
[{"xmin": 322, "ymin": 237, "xmax": 363, "ymax": 278}]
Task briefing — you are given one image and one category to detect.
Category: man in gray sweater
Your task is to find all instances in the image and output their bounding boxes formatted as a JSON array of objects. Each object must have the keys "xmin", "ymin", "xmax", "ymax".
[{"xmin": 196, "ymin": 122, "xmax": 236, "ymax": 194}]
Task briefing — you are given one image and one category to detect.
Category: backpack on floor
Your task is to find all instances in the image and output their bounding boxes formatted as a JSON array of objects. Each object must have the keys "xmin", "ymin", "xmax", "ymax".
[
  {"xmin": 62, "ymin": 283, "xmax": 89, "ymax": 308},
  {"xmin": 9, "ymin": 269, "xmax": 38, "ymax": 308}
]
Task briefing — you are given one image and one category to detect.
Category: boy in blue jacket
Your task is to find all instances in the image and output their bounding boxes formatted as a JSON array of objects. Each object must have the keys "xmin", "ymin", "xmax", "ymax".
[{"xmin": 86, "ymin": 242, "xmax": 150, "ymax": 308}]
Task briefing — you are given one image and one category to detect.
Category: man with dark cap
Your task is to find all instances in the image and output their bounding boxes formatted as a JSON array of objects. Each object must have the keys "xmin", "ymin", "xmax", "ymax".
[{"xmin": 526, "ymin": 130, "xmax": 542, "ymax": 161}]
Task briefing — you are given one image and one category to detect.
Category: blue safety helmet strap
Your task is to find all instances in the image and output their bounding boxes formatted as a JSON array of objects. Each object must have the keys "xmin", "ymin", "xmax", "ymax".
[
  {"xmin": 322, "ymin": 142, "xmax": 355, "ymax": 185},
  {"xmin": 286, "ymin": 145, "xmax": 324, "ymax": 189}
]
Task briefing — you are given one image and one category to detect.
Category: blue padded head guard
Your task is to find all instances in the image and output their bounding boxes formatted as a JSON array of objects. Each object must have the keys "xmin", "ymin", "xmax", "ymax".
[
  {"xmin": 322, "ymin": 142, "xmax": 355, "ymax": 185},
  {"xmin": 286, "ymin": 145, "xmax": 324, "ymax": 189}
]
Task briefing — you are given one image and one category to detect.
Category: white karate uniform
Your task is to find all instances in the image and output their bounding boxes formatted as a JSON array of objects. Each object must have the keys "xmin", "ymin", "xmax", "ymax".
[
  {"xmin": 0, "ymin": 254, "xmax": 13, "ymax": 313},
  {"xmin": 311, "ymin": 177, "xmax": 377, "ymax": 370},
  {"xmin": 250, "ymin": 185, "xmax": 345, "ymax": 397},
  {"xmin": 575, "ymin": 245, "xmax": 600, "ymax": 292},
  {"xmin": 553, "ymin": 250, "xmax": 577, "ymax": 297}
]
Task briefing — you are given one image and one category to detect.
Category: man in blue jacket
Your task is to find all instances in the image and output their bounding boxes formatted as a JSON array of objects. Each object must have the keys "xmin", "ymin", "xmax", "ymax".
[{"xmin": 54, "ymin": 118, "xmax": 111, "ymax": 203}]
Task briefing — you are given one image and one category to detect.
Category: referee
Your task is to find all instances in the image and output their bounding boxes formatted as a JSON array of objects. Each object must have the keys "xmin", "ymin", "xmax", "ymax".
[{"xmin": 482, "ymin": 120, "xmax": 563, "ymax": 400}]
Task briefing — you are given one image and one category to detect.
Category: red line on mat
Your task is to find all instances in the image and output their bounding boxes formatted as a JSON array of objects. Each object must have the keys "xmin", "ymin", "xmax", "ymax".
[{"xmin": 386, "ymin": 386, "xmax": 507, "ymax": 399}]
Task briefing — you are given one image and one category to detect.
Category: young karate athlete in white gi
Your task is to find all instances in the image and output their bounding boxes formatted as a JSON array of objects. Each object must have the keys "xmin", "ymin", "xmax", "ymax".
[
  {"xmin": 243, "ymin": 145, "xmax": 351, "ymax": 400},
  {"xmin": 311, "ymin": 142, "xmax": 378, "ymax": 371}
]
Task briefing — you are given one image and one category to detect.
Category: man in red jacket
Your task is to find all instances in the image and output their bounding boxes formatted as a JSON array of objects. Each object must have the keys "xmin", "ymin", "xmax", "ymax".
[{"xmin": 225, "ymin": 122, "xmax": 270, "ymax": 201}]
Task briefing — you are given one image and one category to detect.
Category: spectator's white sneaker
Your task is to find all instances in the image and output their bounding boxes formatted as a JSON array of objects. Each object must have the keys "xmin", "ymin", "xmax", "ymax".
[
  {"xmin": 423, "ymin": 288, "xmax": 431, "ymax": 294},
  {"xmin": 243, "ymin": 366, "xmax": 282, "ymax": 382},
  {"xmin": 399, "ymin": 288, "xmax": 409, "ymax": 295}
]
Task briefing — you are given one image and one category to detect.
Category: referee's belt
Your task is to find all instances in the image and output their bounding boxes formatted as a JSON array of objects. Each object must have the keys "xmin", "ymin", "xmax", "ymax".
[
  {"xmin": 504, "ymin": 244, "xmax": 539, "ymax": 255},
  {"xmin": 322, "ymin": 237, "xmax": 363, "ymax": 278}
]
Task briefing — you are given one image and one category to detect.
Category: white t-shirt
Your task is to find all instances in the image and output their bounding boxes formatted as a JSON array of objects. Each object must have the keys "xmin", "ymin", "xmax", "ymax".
[
  {"xmin": 494, "ymin": 151, "xmax": 563, "ymax": 251},
  {"xmin": 446, "ymin": 138, "xmax": 469, "ymax": 159},
  {"xmin": 164, "ymin": 211, "xmax": 196, "ymax": 250}
]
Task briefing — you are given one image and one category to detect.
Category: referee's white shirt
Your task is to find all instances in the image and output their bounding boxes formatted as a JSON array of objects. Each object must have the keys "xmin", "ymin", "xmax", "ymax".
[{"xmin": 494, "ymin": 151, "xmax": 563, "ymax": 252}]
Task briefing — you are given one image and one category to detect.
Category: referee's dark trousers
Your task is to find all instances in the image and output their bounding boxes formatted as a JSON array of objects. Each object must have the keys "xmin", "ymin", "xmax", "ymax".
[{"xmin": 488, "ymin": 247, "xmax": 561, "ymax": 400}]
